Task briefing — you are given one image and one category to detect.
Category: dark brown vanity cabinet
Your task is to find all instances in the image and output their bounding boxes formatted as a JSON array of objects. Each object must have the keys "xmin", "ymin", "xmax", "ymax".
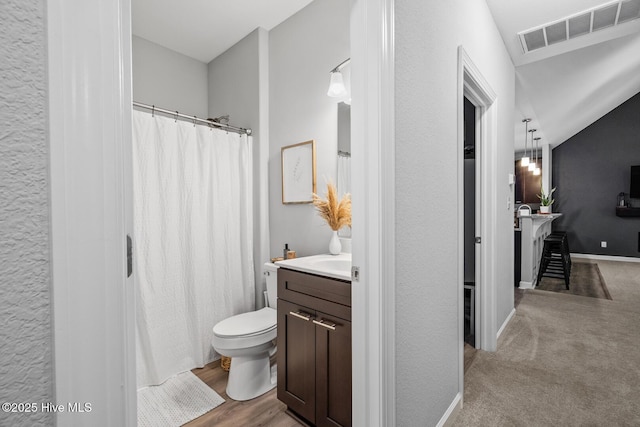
[{"xmin": 277, "ymin": 268, "xmax": 352, "ymax": 427}]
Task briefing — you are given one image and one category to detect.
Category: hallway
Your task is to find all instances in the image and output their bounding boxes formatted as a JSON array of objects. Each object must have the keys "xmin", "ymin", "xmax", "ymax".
[{"xmin": 455, "ymin": 260, "xmax": 640, "ymax": 425}]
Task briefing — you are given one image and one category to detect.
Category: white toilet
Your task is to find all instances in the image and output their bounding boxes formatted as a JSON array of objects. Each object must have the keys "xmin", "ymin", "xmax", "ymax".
[{"xmin": 212, "ymin": 262, "xmax": 279, "ymax": 401}]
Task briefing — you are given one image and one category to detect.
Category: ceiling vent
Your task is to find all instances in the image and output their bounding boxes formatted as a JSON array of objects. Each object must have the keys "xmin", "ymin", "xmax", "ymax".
[{"xmin": 518, "ymin": 0, "xmax": 640, "ymax": 53}]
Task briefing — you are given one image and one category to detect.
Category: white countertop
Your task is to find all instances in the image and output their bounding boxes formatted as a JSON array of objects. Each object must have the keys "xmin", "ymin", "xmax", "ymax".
[
  {"xmin": 275, "ymin": 253, "xmax": 352, "ymax": 281},
  {"xmin": 519, "ymin": 213, "xmax": 562, "ymax": 220}
]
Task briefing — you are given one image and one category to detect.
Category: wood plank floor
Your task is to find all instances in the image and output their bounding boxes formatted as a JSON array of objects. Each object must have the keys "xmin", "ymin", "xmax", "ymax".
[
  {"xmin": 185, "ymin": 360, "xmax": 305, "ymax": 427},
  {"xmin": 183, "ymin": 287, "xmax": 527, "ymax": 424}
]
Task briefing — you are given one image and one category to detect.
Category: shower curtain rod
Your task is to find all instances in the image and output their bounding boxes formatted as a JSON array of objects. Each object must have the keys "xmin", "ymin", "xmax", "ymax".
[{"xmin": 133, "ymin": 101, "xmax": 252, "ymax": 135}]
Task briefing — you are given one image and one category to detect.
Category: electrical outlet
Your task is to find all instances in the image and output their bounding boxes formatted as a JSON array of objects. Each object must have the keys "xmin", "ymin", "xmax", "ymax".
[{"xmin": 601, "ymin": 241, "xmax": 607, "ymax": 248}]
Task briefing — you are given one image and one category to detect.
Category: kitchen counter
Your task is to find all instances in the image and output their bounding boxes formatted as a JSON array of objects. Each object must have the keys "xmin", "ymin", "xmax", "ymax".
[{"xmin": 518, "ymin": 213, "xmax": 563, "ymax": 289}]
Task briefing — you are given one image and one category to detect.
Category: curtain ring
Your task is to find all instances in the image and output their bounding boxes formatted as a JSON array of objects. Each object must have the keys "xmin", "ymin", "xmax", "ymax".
[
  {"xmin": 151, "ymin": 105, "xmax": 155, "ymax": 117},
  {"xmin": 193, "ymin": 116, "xmax": 197, "ymax": 127},
  {"xmin": 175, "ymin": 111, "xmax": 178, "ymax": 122}
]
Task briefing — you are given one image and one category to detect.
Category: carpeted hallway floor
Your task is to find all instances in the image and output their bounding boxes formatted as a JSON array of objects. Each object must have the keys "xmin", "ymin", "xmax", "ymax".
[{"xmin": 453, "ymin": 259, "xmax": 640, "ymax": 426}]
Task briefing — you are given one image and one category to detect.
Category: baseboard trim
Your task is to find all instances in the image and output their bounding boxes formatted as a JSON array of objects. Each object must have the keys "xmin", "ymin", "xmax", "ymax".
[
  {"xmin": 437, "ymin": 392, "xmax": 462, "ymax": 427},
  {"xmin": 497, "ymin": 308, "xmax": 516, "ymax": 339},
  {"xmin": 571, "ymin": 253, "xmax": 640, "ymax": 263},
  {"xmin": 518, "ymin": 280, "xmax": 534, "ymax": 289}
]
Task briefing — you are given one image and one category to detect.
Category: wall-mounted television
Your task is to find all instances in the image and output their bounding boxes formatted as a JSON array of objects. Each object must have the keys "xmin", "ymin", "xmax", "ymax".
[{"xmin": 631, "ymin": 165, "xmax": 640, "ymax": 198}]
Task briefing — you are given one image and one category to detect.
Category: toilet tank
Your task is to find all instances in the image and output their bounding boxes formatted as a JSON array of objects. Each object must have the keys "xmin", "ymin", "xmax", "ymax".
[{"xmin": 264, "ymin": 262, "xmax": 279, "ymax": 309}]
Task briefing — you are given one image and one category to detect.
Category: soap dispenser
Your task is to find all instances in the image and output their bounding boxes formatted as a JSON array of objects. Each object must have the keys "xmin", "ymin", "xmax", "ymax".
[{"xmin": 283, "ymin": 243, "xmax": 289, "ymax": 259}]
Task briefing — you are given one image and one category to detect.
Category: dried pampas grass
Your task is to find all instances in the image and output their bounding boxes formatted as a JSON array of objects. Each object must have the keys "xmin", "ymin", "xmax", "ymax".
[{"xmin": 312, "ymin": 183, "xmax": 351, "ymax": 231}]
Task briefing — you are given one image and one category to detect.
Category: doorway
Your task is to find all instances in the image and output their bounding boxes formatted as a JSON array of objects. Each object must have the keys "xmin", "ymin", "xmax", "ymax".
[
  {"xmin": 463, "ymin": 96, "xmax": 477, "ymax": 348},
  {"xmin": 47, "ymin": 0, "xmax": 392, "ymax": 424},
  {"xmin": 458, "ymin": 46, "xmax": 500, "ymax": 372}
]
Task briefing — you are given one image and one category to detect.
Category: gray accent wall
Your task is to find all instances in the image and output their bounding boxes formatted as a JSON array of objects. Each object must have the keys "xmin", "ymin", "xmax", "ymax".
[
  {"xmin": 132, "ymin": 36, "xmax": 209, "ymax": 117},
  {"xmin": 0, "ymin": 1, "xmax": 53, "ymax": 426},
  {"xmin": 268, "ymin": 0, "xmax": 350, "ymax": 258},
  {"xmin": 552, "ymin": 92, "xmax": 640, "ymax": 257}
]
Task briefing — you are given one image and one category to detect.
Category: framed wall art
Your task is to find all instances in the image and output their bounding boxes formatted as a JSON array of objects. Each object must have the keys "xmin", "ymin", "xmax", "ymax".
[{"xmin": 281, "ymin": 140, "xmax": 316, "ymax": 204}]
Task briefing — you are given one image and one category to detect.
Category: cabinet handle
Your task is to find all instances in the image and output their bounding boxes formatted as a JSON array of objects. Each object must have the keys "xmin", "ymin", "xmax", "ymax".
[
  {"xmin": 289, "ymin": 311, "xmax": 312, "ymax": 321},
  {"xmin": 313, "ymin": 319, "xmax": 336, "ymax": 331}
]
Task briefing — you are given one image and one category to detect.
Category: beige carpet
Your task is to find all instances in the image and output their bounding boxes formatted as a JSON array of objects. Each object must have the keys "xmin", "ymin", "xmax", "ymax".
[
  {"xmin": 537, "ymin": 260, "xmax": 612, "ymax": 300},
  {"xmin": 453, "ymin": 260, "xmax": 640, "ymax": 426}
]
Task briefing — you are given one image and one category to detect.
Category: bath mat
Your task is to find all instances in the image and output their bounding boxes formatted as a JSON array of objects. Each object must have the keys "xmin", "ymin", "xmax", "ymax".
[{"xmin": 137, "ymin": 371, "xmax": 224, "ymax": 427}]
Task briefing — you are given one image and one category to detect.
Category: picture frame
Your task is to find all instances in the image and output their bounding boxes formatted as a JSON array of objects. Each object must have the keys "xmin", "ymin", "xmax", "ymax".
[{"xmin": 281, "ymin": 140, "xmax": 316, "ymax": 204}]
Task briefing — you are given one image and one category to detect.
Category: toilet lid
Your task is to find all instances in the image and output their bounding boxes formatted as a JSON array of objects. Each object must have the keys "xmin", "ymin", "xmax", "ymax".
[{"xmin": 213, "ymin": 307, "xmax": 276, "ymax": 338}]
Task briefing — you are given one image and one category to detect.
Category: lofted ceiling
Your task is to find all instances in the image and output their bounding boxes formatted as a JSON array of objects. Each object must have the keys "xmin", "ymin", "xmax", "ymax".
[
  {"xmin": 132, "ymin": 0, "xmax": 314, "ymax": 63},
  {"xmin": 485, "ymin": 0, "xmax": 640, "ymax": 150}
]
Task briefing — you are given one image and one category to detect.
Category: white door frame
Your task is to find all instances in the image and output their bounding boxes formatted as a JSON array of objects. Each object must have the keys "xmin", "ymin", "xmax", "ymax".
[
  {"xmin": 48, "ymin": 0, "xmax": 136, "ymax": 425},
  {"xmin": 457, "ymin": 47, "xmax": 499, "ymax": 398},
  {"xmin": 350, "ymin": 0, "xmax": 396, "ymax": 425},
  {"xmin": 47, "ymin": 0, "xmax": 394, "ymax": 425}
]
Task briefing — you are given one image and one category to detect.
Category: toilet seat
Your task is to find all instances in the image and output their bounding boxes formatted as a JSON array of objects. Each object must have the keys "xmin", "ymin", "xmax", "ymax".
[
  {"xmin": 213, "ymin": 307, "xmax": 276, "ymax": 338},
  {"xmin": 212, "ymin": 307, "xmax": 277, "ymax": 352}
]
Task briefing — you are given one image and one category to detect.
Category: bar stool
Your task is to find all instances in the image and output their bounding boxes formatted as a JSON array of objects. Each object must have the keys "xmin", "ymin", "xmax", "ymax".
[
  {"xmin": 548, "ymin": 230, "xmax": 571, "ymax": 272},
  {"xmin": 537, "ymin": 233, "xmax": 571, "ymax": 289}
]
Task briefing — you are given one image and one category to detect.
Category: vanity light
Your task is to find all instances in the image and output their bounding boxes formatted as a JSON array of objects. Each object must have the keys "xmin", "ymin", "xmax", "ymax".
[
  {"xmin": 521, "ymin": 118, "xmax": 531, "ymax": 167},
  {"xmin": 327, "ymin": 71, "xmax": 348, "ymax": 97},
  {"xmin": 327, "ymin": 58, "xmax": 351, "ymax": 98},
  {"xmin": 528, "ymin": 129, "xmax": 537, "ymax": 171}
]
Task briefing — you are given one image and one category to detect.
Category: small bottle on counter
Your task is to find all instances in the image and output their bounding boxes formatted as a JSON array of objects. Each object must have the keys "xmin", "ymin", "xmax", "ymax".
[{"xmin": 283, "ymin": 243, "xmax": 289, "ymax": 259}]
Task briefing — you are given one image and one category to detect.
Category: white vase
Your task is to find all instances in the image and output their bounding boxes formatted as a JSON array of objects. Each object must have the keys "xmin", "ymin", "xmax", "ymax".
[
  {"xmin": 539, "ymin": 205, "xmax": 551, "ymax": 214},
  {"xmin": 329, "ymin": 230, "xmax": 341, "ymax": 255}
]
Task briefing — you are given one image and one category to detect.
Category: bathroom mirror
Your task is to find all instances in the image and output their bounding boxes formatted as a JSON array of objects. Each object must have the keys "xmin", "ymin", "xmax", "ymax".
[
  {"xmin": 337, "ymin": 102, "xmax": 351, "ymax": 156},
  {"xmin": 337, "ymin": 102, "xmax": 351, "ymax": 237}
]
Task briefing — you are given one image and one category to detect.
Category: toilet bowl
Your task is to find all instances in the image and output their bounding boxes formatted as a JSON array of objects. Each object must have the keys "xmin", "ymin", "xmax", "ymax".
[{"xmin": 211, "ymin": 262, "xmax": 279, "ymax": 401}]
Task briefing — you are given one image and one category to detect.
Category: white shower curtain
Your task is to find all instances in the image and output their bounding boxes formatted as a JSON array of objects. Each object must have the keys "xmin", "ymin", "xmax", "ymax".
[{"xmin": 132, "ymin": 110, "xmax": 255, "ymax": 388}]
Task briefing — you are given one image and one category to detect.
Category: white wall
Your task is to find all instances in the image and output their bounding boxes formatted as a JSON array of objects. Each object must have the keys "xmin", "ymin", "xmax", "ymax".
[
  {"xmin": 394, "ymin": 0, "xmax": 515, "ymax": 424},
  {"xmin": 208, "ymin": 28, "xmax": 270, "ymax": 308},
  {"xmin": 132, "ymin": 36, "xmax": 208, "ymax": 117},
  {"xmin": 461, "ymin": 1, "xmax": 516, "ymax": 339},
  {"xmin": 0, "ymin": 2, "xmax": 53, "ymax": 426},
  {"xmin": 268, "ymin": 0, "xmax": 350, "ymax": 258}
]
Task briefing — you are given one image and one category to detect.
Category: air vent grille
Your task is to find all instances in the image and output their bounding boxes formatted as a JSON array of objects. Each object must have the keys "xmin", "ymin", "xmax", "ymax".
[
  {"xmin": 545, "ymin": 21, "xmax": 568, "ymax": 45},
  {"xmin": 518, "ymin": 0, "xmax": 640, "ymax": 53},
  {"xmin": 568, "ymin": 13, "xmax": 592, "ymax": 39},
  {"xmin": 593, "ymin": 4, "xmax": 619, "ymax": 30},
  {"xmin": 523, "ymin": 29, "xmax": 546, "ymax": 51},
  {"xmin": 619, "ymin": 0, "xmax": 640, "ymax": 23}
]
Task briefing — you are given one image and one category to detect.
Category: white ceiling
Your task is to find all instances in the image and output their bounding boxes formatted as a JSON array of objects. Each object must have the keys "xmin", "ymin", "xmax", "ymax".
[
  {"xmin": 133, "ymin": 0, "xmax": 640, "ymax": 151},
  {"xmin": 486, "ymin": 0, "xmax": 640, "ymax": 150},
  {"xmin": 132, "ymin": 0, "xmax": 314, "ymax": 63}
]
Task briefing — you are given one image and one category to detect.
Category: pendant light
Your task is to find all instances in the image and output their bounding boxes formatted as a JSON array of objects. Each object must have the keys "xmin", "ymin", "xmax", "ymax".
[
  {"xmin": 521, "ymin": 118, "xmax": 531, "ymax": 167},
  {"xmin": 533, "ymin": 137, "xmax": 541, "ymax": 175},
  {"xmin": 528, "ymin": 128, "xmax": 537, "ymax": 171}
]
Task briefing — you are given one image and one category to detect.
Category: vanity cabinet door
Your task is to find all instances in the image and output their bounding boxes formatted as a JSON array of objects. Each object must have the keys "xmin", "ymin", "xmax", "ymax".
[
  {"xmin": 277, "ymin": 299, "xmax": 316, "ymax": 423},
  {"xmin": 315, "ymin": 311, "xmax": 352, "ymax": 427}
]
